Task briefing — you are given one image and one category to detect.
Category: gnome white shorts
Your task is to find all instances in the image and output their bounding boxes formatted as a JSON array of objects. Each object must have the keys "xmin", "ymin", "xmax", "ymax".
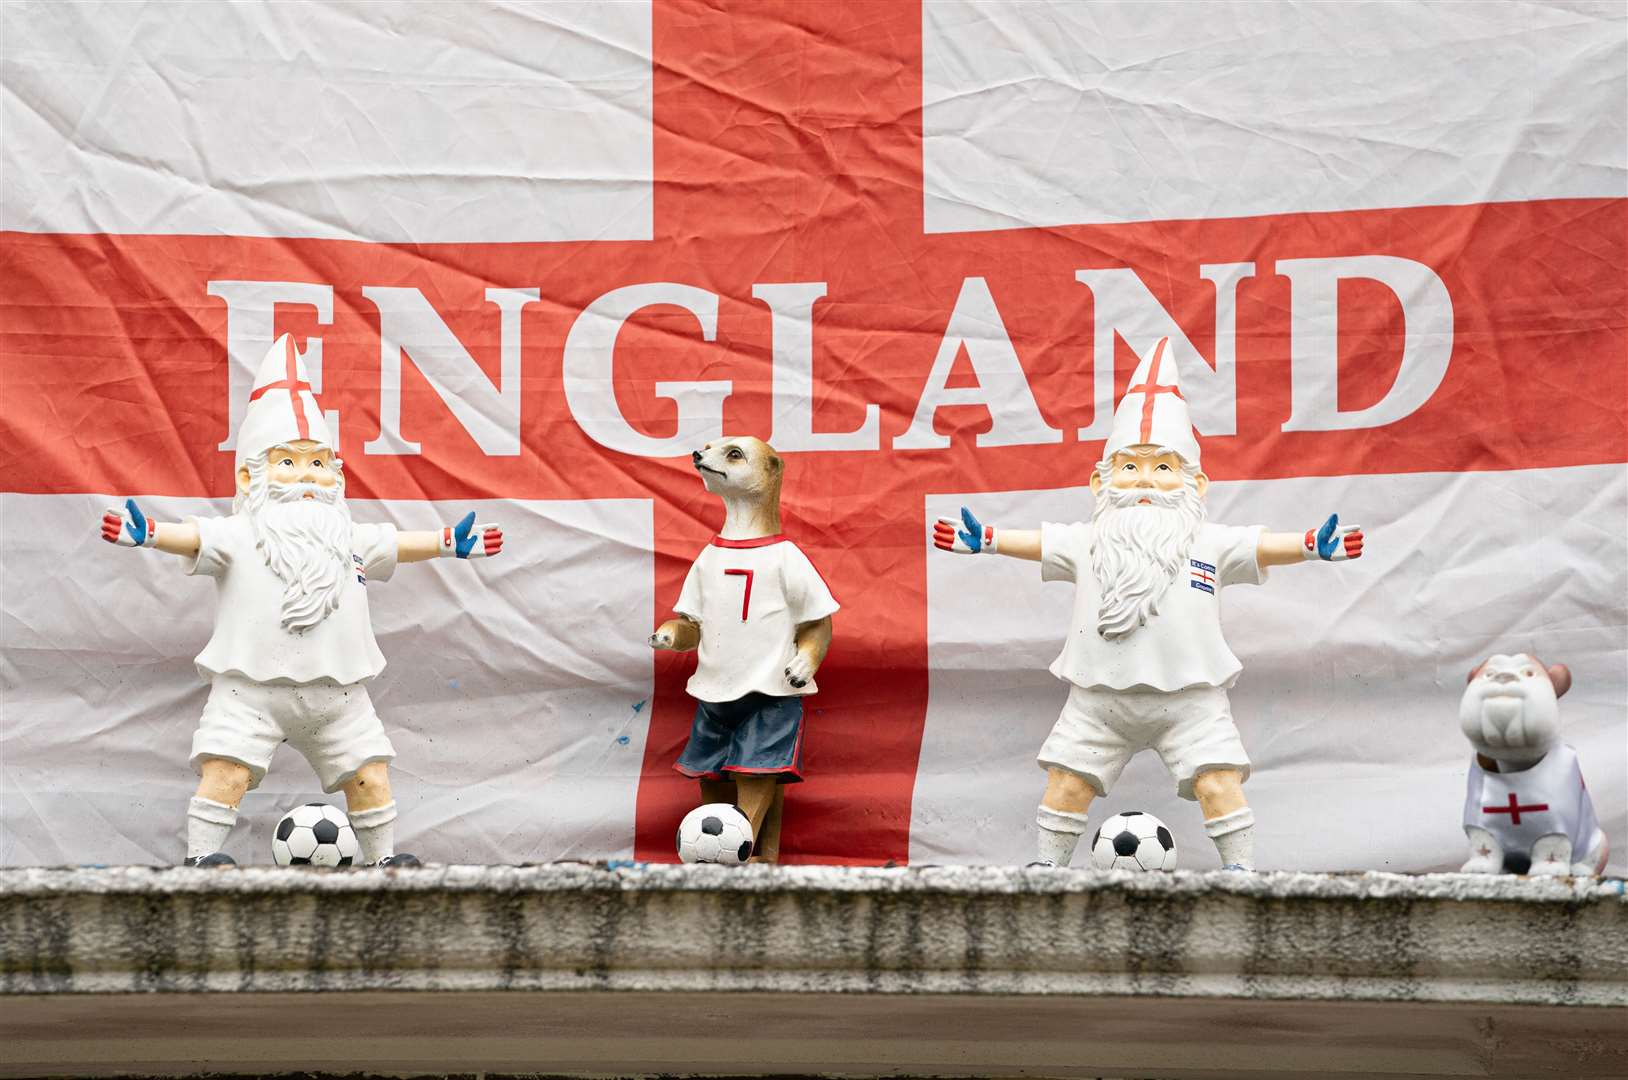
[
  {"xmin": 191, "ymin": 672, "xmax": 396, "ymax": 793},
  {"xmin": 1037, "ymin": 684, "xmax": 1250, "ymax": 800}
]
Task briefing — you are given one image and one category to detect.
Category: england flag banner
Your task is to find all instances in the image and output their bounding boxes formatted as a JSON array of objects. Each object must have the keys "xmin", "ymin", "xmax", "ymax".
[{"xmin": 2, "ymin": 0, "xmax": 1623, "ymax": 872}]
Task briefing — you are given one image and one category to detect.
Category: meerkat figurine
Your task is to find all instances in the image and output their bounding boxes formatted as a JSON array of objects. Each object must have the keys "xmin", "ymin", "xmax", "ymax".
[{"xmin": 649, "ymin": 437, "xmax": 838, "ymax": 862}]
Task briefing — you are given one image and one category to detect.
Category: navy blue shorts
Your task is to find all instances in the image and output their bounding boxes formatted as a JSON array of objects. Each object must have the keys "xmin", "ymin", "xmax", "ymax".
[{"xmin": 674, "ymin": 693, "xmax": 805, "ymax": 784}]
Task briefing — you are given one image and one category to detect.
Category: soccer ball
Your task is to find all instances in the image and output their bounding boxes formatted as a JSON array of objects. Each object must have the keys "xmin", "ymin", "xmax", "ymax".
[
  {"xmin": 271, "ymin": 803, "xmax": 360, "ymax": 867},
  {"xmin": 1090, "ymin": 810, "xmax": 1177, "ymax": 871},
  {"xmin": 676, "ymin": 803, "xmax": 754, "ymax": 865}
]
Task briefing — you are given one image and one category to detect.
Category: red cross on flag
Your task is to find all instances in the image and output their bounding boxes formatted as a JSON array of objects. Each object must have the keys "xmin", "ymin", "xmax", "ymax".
[
  {"xmin": 237, "ymin": 335, "xmax": 330, "ymax": 468},
  {"xmin": 1, "ymin": 1, "xmax": 1623, "ymax": 872}
]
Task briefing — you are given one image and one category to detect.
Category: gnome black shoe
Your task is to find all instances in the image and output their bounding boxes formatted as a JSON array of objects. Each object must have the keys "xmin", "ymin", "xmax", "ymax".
[
  {"xmin": 183, "ymin": 852, "xmax": 237, "ymax": 868},
  {"xmin": 377, "ymin": 853, "xmax": 422, "ymax": 868}
]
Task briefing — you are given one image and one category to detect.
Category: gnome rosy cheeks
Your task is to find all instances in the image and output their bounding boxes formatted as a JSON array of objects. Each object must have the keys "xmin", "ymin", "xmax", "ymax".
[
  {"xmin": 931, "ymin": 335, "xmax": 1368, "ymax": 873},
  {"xmin": 99, "ymin": 334, "xmax": 505, "ymax": 868}
]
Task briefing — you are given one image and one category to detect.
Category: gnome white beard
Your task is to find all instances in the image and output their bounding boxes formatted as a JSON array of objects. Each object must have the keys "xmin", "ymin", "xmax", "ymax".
[
  {"xmin": 1089, "ymin": 482, "xmax": 1206, "ymax": 640},
  {"xmin": 243, "ymin": 468, "xmax": 353, "ymax": 633}
]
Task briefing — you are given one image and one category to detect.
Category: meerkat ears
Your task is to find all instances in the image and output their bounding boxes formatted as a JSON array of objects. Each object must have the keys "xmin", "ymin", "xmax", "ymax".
[{"xmin": 768, "ymin": 453, "xmax": 783, "ymax": 475}]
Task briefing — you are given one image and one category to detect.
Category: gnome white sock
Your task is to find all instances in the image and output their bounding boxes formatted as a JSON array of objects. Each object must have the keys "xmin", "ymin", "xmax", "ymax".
[
  {"xmin": 1205, "ymin": 807, "xmax": 1256, "ymax": 869},
  {"xmin": 186, "ymin": 796, "xmax": 238, "ymax": 859},
  {"xmin": 349, "ymin": 801, "xmax": 398, "ymax": 865},
  {"xmin": 1035, "ymin": 805, "xmax": 1091, "ymax": 867}
]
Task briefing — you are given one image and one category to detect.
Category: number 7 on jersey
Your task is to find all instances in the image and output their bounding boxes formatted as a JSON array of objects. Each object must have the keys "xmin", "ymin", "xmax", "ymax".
[{"xmin": 723, "ymin": 568, "xmax": 754, "ymax": 621}]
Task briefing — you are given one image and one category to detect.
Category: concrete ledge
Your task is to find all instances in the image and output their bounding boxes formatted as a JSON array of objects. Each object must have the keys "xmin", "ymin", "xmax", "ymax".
[{"xmin": 4, "ymin": 865, "xmax": 1625, "ymax": 1006}]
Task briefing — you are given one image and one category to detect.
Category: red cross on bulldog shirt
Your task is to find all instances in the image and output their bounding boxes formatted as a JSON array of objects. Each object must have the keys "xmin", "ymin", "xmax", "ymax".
[{"xmin": 1483, "ymin": 793, "xmax": 1549, "ymax": 826}]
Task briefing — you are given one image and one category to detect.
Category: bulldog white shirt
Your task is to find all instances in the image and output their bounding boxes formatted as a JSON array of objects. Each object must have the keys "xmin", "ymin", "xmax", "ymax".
[
  {"xmin": 1041, "ymin": 521, "xmax": 1266, "ymax": 692},
  {"xmin": 185, "ymin": 514, "xmax": 399, "ymax": 686},
  {"xmin": 674, "ymin": 535, "xmax": 839, "ymax": 702},
  {"xmin": 1463, "ymin": 744, "xmax": 1600, "ymax": 857}
]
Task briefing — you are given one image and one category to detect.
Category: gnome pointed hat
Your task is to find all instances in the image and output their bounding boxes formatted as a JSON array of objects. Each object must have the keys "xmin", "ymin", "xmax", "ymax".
[
  {"xmin": 235, "ymin": 334, "xmax": 332, "ymax": 469},
  {"xmin": 1103, "ymin": 336, "xmax": 1201, "ymax": 469}
]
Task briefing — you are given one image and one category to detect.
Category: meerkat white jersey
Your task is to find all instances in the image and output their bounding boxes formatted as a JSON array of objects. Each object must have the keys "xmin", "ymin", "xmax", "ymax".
[
  {"xmin": 1463, "ymin": 744, "xmax": 1600, "ymax": 855},
  {"xmin": 1041, "ymin": 521, "xmax": 1267, "ymax": 692},
  {"xmin": 185, "ymin": 514, "xmax": 399, "ymax": 686},
  {"xmin": 674, "ymin": 535, "xmax": 839, "ymax": 702}
]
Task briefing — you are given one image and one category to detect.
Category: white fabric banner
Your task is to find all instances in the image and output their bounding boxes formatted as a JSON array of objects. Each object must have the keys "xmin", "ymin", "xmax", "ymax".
[
  {"xmin": 923, "ymin": 0, "xmax": 1627, "ymax": 231},
  {"xmin": 1, "ymin": 0, "xmax": 1623, "ymax": 873},
  {"xmin": 1, "ymin": 1, "xmax": 654, "ymax": 242}
]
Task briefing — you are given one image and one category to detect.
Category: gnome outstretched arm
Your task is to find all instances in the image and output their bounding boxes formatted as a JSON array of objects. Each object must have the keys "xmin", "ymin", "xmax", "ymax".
[
  {"xmin": 1258, "ymin": 514, "xmax": 1363, "ymax": 567},
  {"xmin": 932, "ymin": 507, "xmax": 1042, "ymax": 561},
  {"xmin": 396, "ymin": 511, "xmax": 504, "ymax": 564},
  {"xmin": 101, "ymin": 499, "xmax": 201, "ymax": 558}
]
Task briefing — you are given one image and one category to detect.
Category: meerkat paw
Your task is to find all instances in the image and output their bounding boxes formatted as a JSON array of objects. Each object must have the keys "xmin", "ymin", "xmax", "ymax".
[{"xmin": 784, "ymin": 654, "xmax": 815, "ymax": 688}]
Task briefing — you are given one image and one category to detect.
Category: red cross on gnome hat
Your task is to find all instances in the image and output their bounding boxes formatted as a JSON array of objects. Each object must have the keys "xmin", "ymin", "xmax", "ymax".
[
  {"xmin": 1103, "ymin": 336, "xmax": 1201, "ymax": 469},
  {"xmin": 235, "ymin": 334, "xmax": 332, "ymax": 470}
]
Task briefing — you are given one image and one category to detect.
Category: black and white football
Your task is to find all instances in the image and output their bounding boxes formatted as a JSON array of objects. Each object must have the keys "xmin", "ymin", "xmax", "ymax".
[
  {"xmin": 1090, "ymin": 810, "xmax": 1177, "ymax": 871},
  {"xmin": 271, "ymin": 803, "xmax": 360, "ymax": 867},
  {"xmin": 676, "ymin": 803, "xmax": 754, "ymax": 865}
]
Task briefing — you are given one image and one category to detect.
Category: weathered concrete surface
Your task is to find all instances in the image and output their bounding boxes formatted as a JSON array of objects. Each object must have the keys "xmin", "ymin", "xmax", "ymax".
[
  {"xmin": 4, "ymin": 990, "xmax": 1628, "ymax": 1079},
  {"xmin": 3, "ymin": 864, "xmax": 1625, "ymax": 1006}
]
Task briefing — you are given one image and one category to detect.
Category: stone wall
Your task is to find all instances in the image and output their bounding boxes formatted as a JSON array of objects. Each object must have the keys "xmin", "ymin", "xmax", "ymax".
[{"xmin": 4, "ymin": 865, "xmax": 1625, "ymax": 1005}]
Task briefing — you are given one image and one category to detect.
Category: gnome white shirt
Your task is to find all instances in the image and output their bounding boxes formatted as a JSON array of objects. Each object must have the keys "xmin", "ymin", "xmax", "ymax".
[
  {"xmin": 1042, "ymin": 521, "xmax": 1266, "ymax": 692},
  {"xmin": 675, "ymin": 536, "xmax": 839, "ymax": 702},
  {"xmin": 1463, "ymin": 744, "xmax": 1601, "ymax": 858},
  {"xmin": 186, "ymin": 515, "xmax": 399, "ymax": 685}
]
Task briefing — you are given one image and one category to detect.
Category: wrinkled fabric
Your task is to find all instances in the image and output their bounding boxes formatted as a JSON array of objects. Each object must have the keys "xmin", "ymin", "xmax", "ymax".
[{"xmin": 2, "ymin": 1, "xmax": 1622, "ymax": 870}]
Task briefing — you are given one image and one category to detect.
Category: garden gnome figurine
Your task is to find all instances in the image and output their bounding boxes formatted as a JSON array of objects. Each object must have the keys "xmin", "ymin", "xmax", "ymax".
[
  {"xmin": 932, "ymin": 337, "xmax": 1365, "ymax": 870},
  {"xmin": 101, "ymin": 335, "xmax": 504, "ymax": 867}
]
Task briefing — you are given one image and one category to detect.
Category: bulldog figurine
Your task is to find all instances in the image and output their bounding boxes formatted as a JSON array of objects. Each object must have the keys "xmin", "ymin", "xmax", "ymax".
[{"xmin": 1459, "ymin": 653, "xmax": 1608, "ymax": 876}]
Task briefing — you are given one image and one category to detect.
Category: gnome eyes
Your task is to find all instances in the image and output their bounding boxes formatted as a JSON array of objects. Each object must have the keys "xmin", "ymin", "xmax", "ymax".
[{"xmin": 276, "ymin": 455, "xmax": 325, "ymax": 469}]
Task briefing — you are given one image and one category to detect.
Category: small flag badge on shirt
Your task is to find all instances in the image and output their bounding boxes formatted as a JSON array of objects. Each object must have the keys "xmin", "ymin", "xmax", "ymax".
[
  {"xmin": 1189, "ymin": 559, "xmax": 1216, "ymax": 594},
  {"xmin": 353, "ymin": 553, "xmax": 366, "ymax": 585}
]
